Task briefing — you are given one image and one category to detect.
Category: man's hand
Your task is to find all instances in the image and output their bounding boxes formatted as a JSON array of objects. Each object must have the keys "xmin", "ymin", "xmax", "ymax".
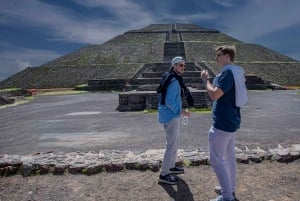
[
  {"xmin": 181, "ymin": 109, "xmax": 190, "ymax": 117},
  {"xmin": 201, "ymin": 70, "xmax": 209, "ymax": 80}
]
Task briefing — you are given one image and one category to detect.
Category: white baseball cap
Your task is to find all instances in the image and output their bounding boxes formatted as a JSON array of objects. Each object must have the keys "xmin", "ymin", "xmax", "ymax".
[{"xmin": 171, "ymin": 56, "xmax": 185, "ymax": 66}]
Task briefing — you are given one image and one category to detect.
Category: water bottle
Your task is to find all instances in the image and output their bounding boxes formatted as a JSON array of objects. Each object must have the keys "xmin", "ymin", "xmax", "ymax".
[{"xmin": 182, "ymin": 108, "xmax": 189, "ymax": 126}]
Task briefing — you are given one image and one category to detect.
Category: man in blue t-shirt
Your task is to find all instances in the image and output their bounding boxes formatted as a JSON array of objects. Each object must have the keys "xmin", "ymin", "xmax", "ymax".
[{"xmin": 201, "ymin": 45, "xmax": 247, "ymax": 201}]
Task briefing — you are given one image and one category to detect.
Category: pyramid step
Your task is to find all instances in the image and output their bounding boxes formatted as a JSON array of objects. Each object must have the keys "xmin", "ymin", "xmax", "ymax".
[
  {"xmin": 147, "ymin": 62, "xmax": 201, "ymax": 72},
  {"xmin": 142, "ymin": 71, "xmax": 201, "ymax": 78},
  {"xmin": 164, "ymin": 42, "xmax": 185, "ymax": 60},
  {"xmin": 131, "ymin": 83, "xmax": 206, "ymax": 91},
  {"xmin": 132, "ymin": 77, "xmax": 202, "ymax": 85}
]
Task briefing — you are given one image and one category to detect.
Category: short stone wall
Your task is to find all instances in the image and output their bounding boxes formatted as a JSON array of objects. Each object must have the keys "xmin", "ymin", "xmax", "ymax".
[
  {"xmin": 117, "ymin": 91, "xmax": 158, "ymax": 111},
  {"xmin": 0, "ymin": 97, "xmax": 14, "ymax": 105},
  {"xmin": 0, "ymin": 144, "xmax": 299, "ymax": 177},
  {"xmin": 0, "ymin": 90, "xmax": 32, "ymax": 106},
  {"xmin": 117, "ymin": 90, "xmax": 212, "ymax": 111}
]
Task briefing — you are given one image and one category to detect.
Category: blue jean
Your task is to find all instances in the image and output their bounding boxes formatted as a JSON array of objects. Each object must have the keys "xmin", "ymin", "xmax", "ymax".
[
  {"xmin": 161, "ymin": 117, "xmax": 180, "ymax": 176},
  {"xmin": 209, "ymin": 126, "xmax": 236, "ymax": 200}
]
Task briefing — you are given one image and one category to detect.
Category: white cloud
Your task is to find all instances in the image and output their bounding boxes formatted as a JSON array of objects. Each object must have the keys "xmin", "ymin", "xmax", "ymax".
[
  {"xmin": 0, "ymin": 0, "xmax": 131, "ymax": 44},
  {"xmin": 211, "ymin": 0, "xmax": 235, "ymax": 7},
  {"xmin": 73, "ymin": 0, "xmax": 155, "ymax": 29},
  {"xmin": 0, "ymin": 0, "xmax": 158, "ymax": 81},
  {"xmin": 0, "ymin": 45, "xmax": 61, "ymax": 81},
  {"xmin": 223, "ymin": 0, "xmax": 300, "ymax": 42},
  {"xmin": 0, "ymin": 0, "xmax": 215, "ymax": 45},
  {"xmin": 1, "ymin": 0, "xmax": 299, "ymax": 82}
]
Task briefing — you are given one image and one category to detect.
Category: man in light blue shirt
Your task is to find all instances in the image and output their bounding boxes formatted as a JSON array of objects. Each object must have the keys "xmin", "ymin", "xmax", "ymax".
[{"xmin": 157, "ymin": 56, "xmax": 192, "ymax": 185}]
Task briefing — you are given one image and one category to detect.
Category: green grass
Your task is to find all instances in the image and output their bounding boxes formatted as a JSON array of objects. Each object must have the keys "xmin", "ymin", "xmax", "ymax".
[
  {"xmin": 183, "ymin": 159, "xmax": 191, "ymax": 167},
  {"xmin": 0, "ymin": 88, "xmax": 22, "ymax": 92},
  {"xmin": 143, "ymin": 109, "xmax": 157, "ymax": 114},
  {"xmin": 37, "ymin": 90, "xmax": 88, "ymax": 96},
  {"xmin": 142, "ymin": 108, "xmax": 211, "ymax": 114},
  {"xmin": 191, "ymin": 108, "xmax": 212, "ymax": 114},
  {"xmin": 0, "ymin": 88, "xmax": 88, "ymax": 110},
  {"xmin": 74, "ymin": 84, "xmax": 90, "ymax": 91}
]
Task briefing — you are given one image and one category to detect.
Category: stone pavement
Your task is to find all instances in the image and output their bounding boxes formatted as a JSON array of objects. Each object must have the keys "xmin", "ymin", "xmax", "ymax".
[
  {"xmin": 0, "ymin": 90, "xmax": 299, "ymax": 155},
  {"xmin": 0, "ymin": 90, "xmax": 300, "ymax": 177}
]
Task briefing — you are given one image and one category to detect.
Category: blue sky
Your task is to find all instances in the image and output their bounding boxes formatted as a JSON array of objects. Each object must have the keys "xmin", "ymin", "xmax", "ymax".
[{"xmin": 1, "ymin": 0, "xmax": 300, "ymax": 81}]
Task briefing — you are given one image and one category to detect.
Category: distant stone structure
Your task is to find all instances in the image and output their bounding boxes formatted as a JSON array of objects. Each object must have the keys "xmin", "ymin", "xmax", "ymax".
[
  {"xmin": 0, "ymin": 89, "xmax": 31, "ymax": 106},
  {"xmin": 0, "ymin": 24, "xmax": 299, "ymax": 110}
]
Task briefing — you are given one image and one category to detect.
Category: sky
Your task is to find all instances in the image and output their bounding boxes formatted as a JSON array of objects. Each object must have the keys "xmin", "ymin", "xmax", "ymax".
[{"xmin": 1, "ymin": 0, "xmax": 300, "ymax": 82}]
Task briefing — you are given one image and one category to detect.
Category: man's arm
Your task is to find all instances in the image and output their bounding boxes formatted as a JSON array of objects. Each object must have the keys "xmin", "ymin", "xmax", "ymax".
[
  {"xmin": 204, "ymin": 79, "xmax": 224, "ymax": 100},
  {"xmin": 201, "ymin": 70, "xmax": 224, "ymax": 100}
]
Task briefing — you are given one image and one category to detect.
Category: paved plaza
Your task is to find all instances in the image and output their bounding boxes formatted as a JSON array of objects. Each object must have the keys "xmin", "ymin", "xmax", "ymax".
[{"xmin": 0, "ymin": 90, "xmax": 299, "ymax": 155}]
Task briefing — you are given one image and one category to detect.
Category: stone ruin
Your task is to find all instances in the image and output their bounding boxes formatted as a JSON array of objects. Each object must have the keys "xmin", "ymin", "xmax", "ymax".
[
  {"xmin": 114, "ymin": 62, "xmax": 212, "ymax": 111},
  {"xmin": 0, "ymin": 24, "xmax": 299, "ymax": 110},
  {"xmin": 1, "ymin": 144, "xmax": 299, "ymax": 177}
]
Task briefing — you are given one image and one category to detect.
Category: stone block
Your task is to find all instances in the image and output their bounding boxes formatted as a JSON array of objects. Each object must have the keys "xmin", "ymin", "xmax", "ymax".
[
  {"xmin": 7, "ymin": 166, "xmax": 18, "ymax": 175},
  {"xmin": 22, "ymin": 161, "xmax": 34, "ymax": 177},
  {"xmin": 105, "ymin": 163, "xmax": 125, "ymax": 172},
  {"xmin": 124, "ymin": 161, "xmax": 140, "ymax": 170},
  {"xmin": 40, "ymin": 165, "xmax": 49, "ymax": 175},
  {"xmin": 0, "ymin": 167, "xmax": 5, "ymax": 177},
  {"xmin": 69, "ymin": 164, "xmax": 88, "ymax": 174},
  {"xmin": 53, "ymin": 164, "xmax": 67, "ymax": 175},
  {"xmin": 249, "ymin": 155, "xmax": 262, "ymax": 163},
  {"xmin": 236, "ymin": 154, "xmax": 249, "ymax": 164},
  {"xmin": 147, "ymin": 161, "xmax": 160, "ymax": 172},
  {"xmin": 85, "ymin": 165, "xmax": 104, "ymax": 175}
]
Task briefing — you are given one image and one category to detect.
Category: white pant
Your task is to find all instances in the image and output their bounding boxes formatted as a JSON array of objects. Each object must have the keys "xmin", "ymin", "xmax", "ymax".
[
  {"xmin": 209, "ymin": 126, "xmax": 236, "ymax": 200},
  {"xmin": 161, "ymin": 117, "xmax": 180, "ymax": 176}
]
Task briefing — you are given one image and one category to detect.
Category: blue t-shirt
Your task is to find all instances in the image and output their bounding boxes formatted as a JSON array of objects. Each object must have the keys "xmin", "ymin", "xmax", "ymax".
[{"xmin": 212, "ymin": 69, "xmax": 241, "ymax": 132}]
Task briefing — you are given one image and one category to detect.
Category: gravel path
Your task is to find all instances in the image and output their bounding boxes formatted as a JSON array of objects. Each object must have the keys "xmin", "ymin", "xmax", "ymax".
[{"xmin": 1, "ymin": 161, "xmax": 299, "ymax": 201}]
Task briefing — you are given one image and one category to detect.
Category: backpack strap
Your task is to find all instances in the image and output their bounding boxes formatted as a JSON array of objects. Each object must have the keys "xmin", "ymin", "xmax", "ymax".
[
  {"xmin": 156, "ymin": 70, "xmax": 194, "ymax": 107},
  {"xmin": 156, "ymin": 71, "xmax": 176, "ymax": 105}
]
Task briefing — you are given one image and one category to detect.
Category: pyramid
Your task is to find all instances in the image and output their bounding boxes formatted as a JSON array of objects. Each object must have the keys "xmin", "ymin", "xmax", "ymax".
[{"xmin": 0, "ymin": 23, "xmax": 299, "ymax": 91}]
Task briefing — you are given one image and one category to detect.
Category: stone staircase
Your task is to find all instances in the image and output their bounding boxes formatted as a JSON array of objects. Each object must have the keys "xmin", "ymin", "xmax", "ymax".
[
  {"xmin": 127, "ymin": 62, "xmax": 206, "ymax": 91},
  {"xmin": 117, "ymin": 62, "xmax": 212, "ymax": 111},
  {"xmin": 89, "ymin": 60, "xmax": 273, "ymax": 111},
  {"xmin": 245, "ymin": 74, "xmax": 270, "ymax": 90},
  {"xmin": 90, "ymin": 23, "xmax": 216, "ymax": 111}
]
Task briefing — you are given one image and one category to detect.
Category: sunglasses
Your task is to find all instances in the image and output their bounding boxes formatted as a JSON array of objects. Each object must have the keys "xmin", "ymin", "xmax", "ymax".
[{"xmin": 177, "ymin": 63, "xmax": 186, "ymax": 67}]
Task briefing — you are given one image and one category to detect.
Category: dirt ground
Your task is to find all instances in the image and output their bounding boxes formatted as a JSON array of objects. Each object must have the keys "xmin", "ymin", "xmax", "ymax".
[{"xmin": 0, "ymin": 160, "xmax": 299, "ymax": 201}]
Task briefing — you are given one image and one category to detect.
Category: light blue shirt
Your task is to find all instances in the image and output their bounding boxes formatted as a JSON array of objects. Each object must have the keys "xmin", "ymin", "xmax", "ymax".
[{"xmin": 158, "ymin": 78, "xmax": 182, "ymax": 123}]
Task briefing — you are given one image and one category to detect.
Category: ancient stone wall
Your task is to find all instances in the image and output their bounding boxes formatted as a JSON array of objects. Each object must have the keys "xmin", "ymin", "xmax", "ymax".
[
  {"xmin": 1, "ymin": 144, "xmax": 299, "ymax": 177},
  {"xmin": 117, "ymin": 91, "xmax": 212, "ymax": 112}
]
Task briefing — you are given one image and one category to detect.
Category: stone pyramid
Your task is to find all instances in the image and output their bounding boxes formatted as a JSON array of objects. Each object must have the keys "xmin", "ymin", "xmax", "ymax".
[{"xmin": 0, "ymin": 23, "xmax": 299, "ymax": 91}]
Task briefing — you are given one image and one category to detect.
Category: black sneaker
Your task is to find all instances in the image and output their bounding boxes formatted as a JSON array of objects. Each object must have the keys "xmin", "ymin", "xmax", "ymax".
[
  {"xmin": 169, "ymin": 167, "xmax": 184, "ymax": 174},
  {"xmin": 214, "ymin": 186, "xmax": 222, "ymax": 195},
  {"xmin": 158, "ymin": 174, "xmax": 178, "ymax": 185}
]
